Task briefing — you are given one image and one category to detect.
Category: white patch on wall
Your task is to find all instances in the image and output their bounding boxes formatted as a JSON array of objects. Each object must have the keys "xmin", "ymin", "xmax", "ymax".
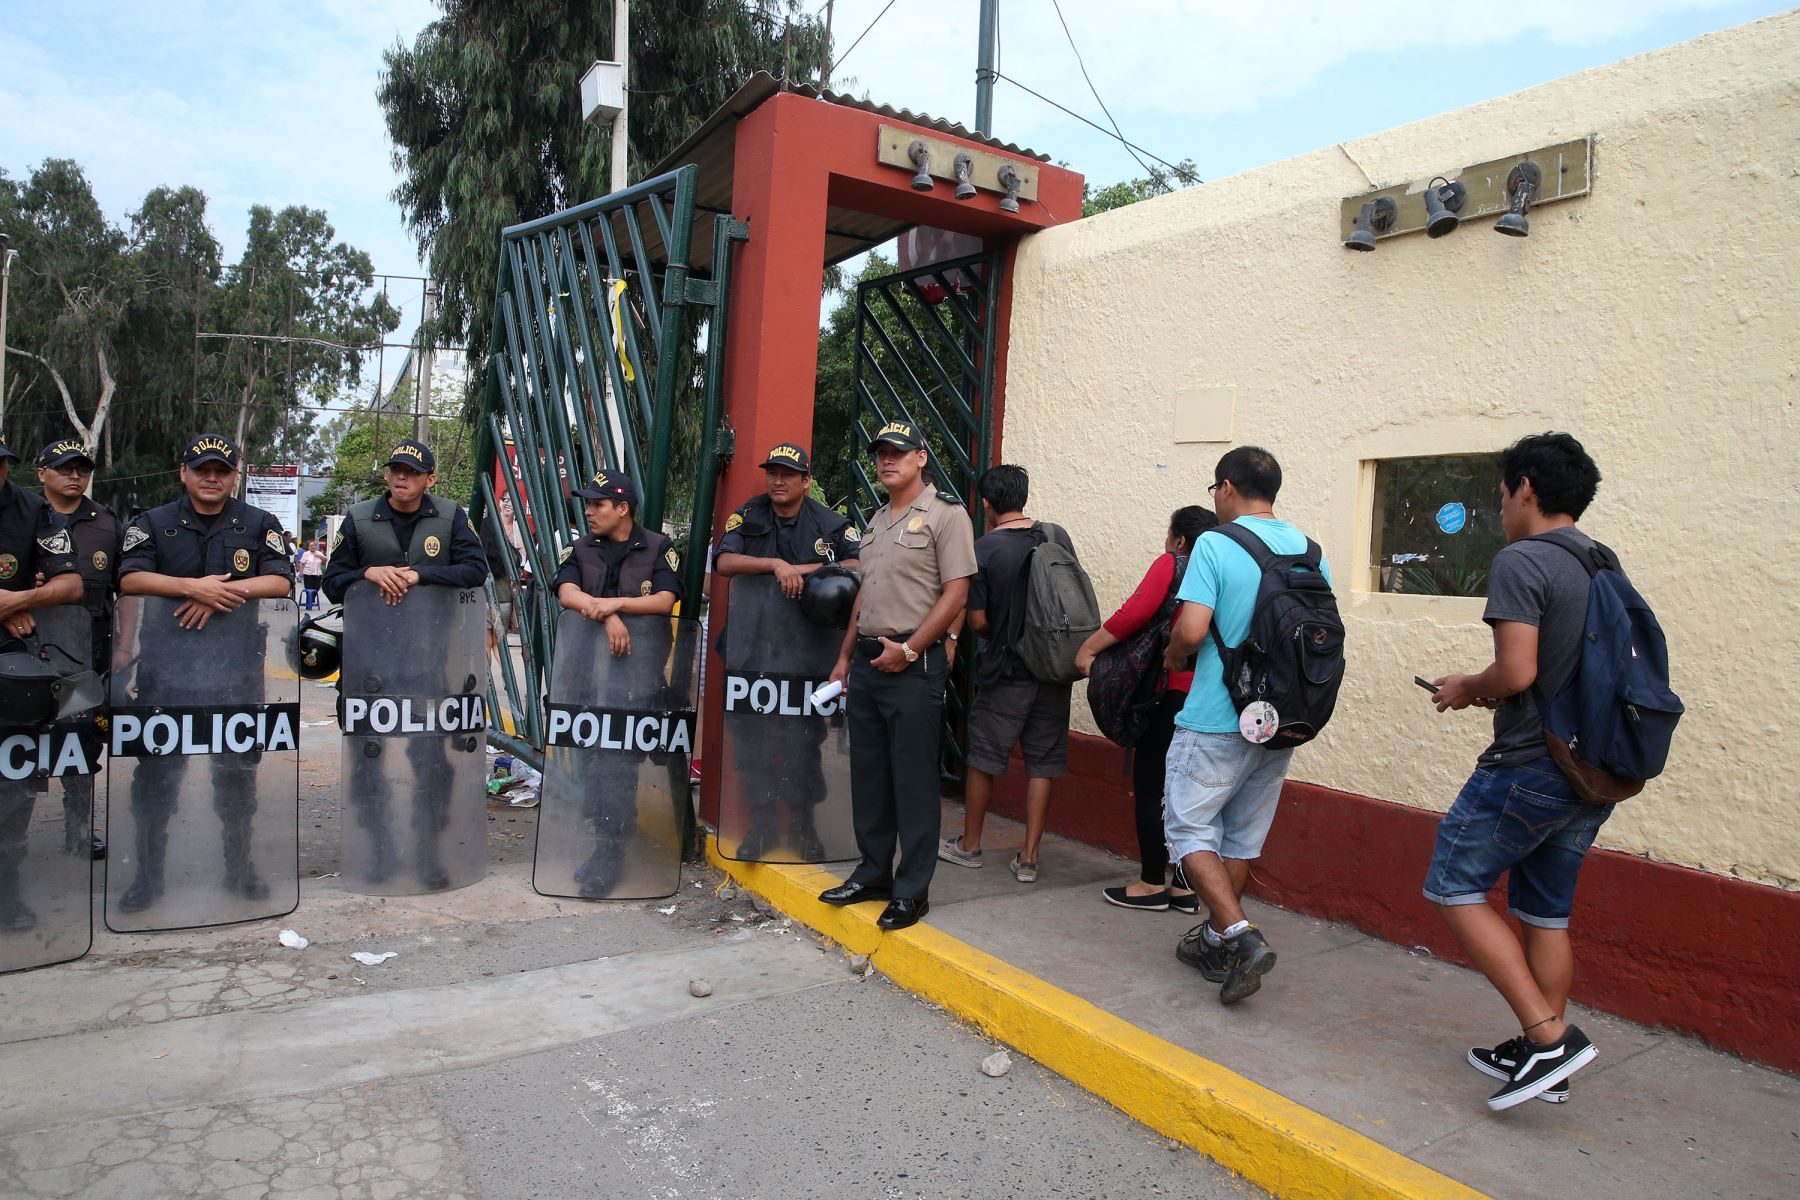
[{"xmin": 1172, "ymin": 386, "xmax": 1236, "ymax": 444}]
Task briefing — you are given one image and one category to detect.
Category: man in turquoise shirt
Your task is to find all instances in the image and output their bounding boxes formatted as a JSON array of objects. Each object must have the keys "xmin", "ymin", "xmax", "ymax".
[{"xmin": 1162, "ymin": 446, "xmax": 1331, "ymax": 1005}]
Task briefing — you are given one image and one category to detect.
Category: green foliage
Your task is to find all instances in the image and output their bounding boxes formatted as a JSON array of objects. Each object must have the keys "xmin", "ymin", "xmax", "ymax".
[
  {"xmin": 1082, "ymin": 159, "xmax": 1200, "ymax": 216},
  {"xmin": 308, "ymin": 374, "xmax": 477, "ymax": 525},
  {"xmin": 811, "ymin": 254, "xmax": 894, "ymax": 510},
  {"xmin": 379, "ymin": 0, "xmax": 825, "ymax": 408},
  {"xmin": 1, "ymin": 160, "xmax": 393, "ymax": 514}
]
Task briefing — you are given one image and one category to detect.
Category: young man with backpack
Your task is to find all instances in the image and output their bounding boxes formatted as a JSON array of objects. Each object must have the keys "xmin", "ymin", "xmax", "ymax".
[
  {"xmin": 1424, "ymin": 432, "xmax": 1679, "ymax": 1110},
  {"xmin": 1164, "ymin": 446, "xmax": 1339, "ymax": 1005},
  {"xmin": 939, "ymin": 465, "xmax": 1097, "ymax": 883}
]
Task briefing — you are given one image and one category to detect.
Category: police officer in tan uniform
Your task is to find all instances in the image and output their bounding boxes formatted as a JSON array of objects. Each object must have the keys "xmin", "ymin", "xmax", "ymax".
[{"xmin": 819, "ymin": 422, "xmax": 976, "ymax": 930}]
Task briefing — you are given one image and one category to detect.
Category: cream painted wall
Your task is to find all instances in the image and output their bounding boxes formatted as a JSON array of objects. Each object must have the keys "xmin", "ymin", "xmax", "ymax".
[{"xmin": 1001, "ymin": 12, "xmax": 1800, "ymax": 888}]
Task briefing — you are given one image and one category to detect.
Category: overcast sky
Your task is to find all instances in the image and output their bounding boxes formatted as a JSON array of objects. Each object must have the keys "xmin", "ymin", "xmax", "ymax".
[{"xmin": 2, "ymin": 0, "xmax": 1787, "ymax": 293}]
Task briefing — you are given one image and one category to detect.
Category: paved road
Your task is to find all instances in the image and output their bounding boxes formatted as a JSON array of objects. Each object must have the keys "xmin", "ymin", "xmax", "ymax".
[{"xmin": 1, "ymin": 685, "xmax": 1259, "ymax": 1200}]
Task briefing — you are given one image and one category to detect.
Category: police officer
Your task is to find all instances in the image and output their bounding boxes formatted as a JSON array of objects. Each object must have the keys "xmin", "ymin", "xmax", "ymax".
[
  {"xmin": 0, "ymin": 441, "xmax": 82, "ymax": 932},
  {"xmin": 115, "ymin": 434, "xmax": 294, "ymax": 913},
  {"xmin": 819, "ymin": 422, "xmax": 975, "ymax": 930},
  {"xmin": 716, "ymin": 441, "xmax": 859, "ymax": 859},
  {"xmin": 37, "ymin": 438, "xmax": 121, "ymax": 857},
  {"xmin": 322, "ymin": 439, "xmax": 487, "ymax": 890},
  {"xmin": 553, "ymin": 469, "xmax": 682, "ymax": 896}
]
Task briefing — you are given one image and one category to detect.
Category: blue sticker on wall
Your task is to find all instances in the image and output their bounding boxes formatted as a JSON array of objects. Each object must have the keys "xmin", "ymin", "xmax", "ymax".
[{"xmin": 1435, "ymin": 502, "xmax": 1468, "ymax": 535}]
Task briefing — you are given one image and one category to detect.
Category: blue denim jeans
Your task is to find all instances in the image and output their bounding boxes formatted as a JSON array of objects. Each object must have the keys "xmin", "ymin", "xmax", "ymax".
[
  {"xmin": 1421, "ymin": 758, "xmax": 1612, "ymax": 929},
  {"xmin": 1162, "ymin": 731, "xmax": 1294, "ymax": 862}
]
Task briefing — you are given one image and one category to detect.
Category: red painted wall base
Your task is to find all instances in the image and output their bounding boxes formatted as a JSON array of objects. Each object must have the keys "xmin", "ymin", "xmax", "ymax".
[{"xmin": 988, "ymin": 729, "xmax": 1800, "ymax": 1074}]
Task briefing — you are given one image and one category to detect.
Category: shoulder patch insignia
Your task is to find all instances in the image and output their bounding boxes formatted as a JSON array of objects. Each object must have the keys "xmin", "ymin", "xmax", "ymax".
[
  {"xmin": 123, "ymin": 525, "xmax": 150, "ymax": 553},
  {"xmin": 724, "ymin": 512, "xmax": 743, "ymax": 533},
  {"xmin": 331, "ymin": 531, "xmax": 343, "ymax": 551},
  {"xmin": 558, "ymin": 546, "xmax": 574, "ymax": 565},
  {"xmin": 664, "ymin": 548, "xmax": 680, "ymax": 571},
  {"xmin": 37, "ymin": 528, "xmax": 73, "ymax": 556},
  {"xmin": 265, "ymin": 529, "xmax": 284, "ymax": 553},
  {"xmin": 844, "ymin": 526, "xmax": 861, "ymax": 543}
]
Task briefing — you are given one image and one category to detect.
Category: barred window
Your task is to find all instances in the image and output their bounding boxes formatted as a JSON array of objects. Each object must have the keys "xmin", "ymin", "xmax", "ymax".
[{"xmin": 1369, "ymin": 455, "xmax": 1507, "ymax": 597}]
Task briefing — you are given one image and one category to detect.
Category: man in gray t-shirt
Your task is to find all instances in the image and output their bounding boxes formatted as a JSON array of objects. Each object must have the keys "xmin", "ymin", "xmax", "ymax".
[
  {"xmin": 1477, "ymin": 534, "xmax": 1596, "ymax": 767},
  {"xmin": 1419, "ymin": 433, "xmax": 1612, "ymax": 1112}
]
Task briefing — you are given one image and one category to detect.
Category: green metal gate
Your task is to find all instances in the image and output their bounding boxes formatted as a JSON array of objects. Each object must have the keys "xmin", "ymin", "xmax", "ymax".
[
  {"xmin": 846, "ymin": 248, "xmax": 1005, "ymax": 785},
  {"xmin": 470, "ymin": 164, "xmax": 745, "ymax": 767}
]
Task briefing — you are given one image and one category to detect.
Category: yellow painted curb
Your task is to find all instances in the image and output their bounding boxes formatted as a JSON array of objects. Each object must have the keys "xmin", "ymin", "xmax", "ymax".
[{"xmin": 709, "ymin": 840, "xmax": 1486, "ymax": 1200}]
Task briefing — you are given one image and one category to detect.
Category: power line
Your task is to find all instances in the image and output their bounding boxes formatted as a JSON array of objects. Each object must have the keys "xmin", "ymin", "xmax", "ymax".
[
  {"xmin": 992, "ymin": 70, "xmax": 1200, "ymax": 188},
  {"xmin": 833, "ymin": 0, "xmax": 899, "ymax": 73},
  {"xmin": 1048, "ymin": 0, "xmax": 1160, "ymax": 187}
]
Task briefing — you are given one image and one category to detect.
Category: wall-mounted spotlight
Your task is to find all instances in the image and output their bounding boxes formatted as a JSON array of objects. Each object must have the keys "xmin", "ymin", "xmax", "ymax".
[
  {"xmin": 1423, "ymin": 178, "xmax": 1467, "ymax": 238},
  {"xmin": 908, "ymin": 140, "xmax": 934, "ymax": 191},
  {"xmin": 1494, "ymin": 162, "xmax": 1541, "ymax": 237},
  {"xmin": 996, "ymin": 163, "xmax": 1022, "ymax": 212},
  {"xmin": 953, "ymin": 153, "xmax": 978, "ymax": 200},
  {"xmin": 1343, "ymin": 197, "xmax": 1398, "ymax": 251}
]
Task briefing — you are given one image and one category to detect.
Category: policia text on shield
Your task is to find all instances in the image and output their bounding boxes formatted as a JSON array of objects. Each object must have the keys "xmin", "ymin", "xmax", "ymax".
[
  {"xmin": 107, "ymin": 434, "xmax": 300, "ymax": 933},
  {"xmin": 323, "ymin": 440, "xmax": 491, "ymax": 897}
]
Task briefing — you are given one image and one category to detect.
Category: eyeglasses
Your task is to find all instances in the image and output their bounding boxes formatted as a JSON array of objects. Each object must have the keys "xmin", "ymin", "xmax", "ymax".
[
  {"xmin": 49, "ymin": 465, "xmax": 93, "ymax": 477},
  {"xmin": 1207, "ymin": 481, "xmax": 1224, "ymax": 495}
]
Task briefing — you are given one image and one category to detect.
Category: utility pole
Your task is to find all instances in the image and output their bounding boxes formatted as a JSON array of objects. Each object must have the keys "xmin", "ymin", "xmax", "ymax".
[
  {"xmin": 611, "ymin": 0, "xmax": 630, "ymax": 193},
  {"xmin": 975, "ymin": 0, "xmax": 998, "ymax": 136},
  {"xmin": 416, "ymin": 280, "xmax": 436, "ymax": 441},
  {"xmin": 0, "ymin": 235, "xmax": 15, "ymax": 430},
  {"xmin": 820, "ymin": 0, "xmax": 835, "ymax": 89}
]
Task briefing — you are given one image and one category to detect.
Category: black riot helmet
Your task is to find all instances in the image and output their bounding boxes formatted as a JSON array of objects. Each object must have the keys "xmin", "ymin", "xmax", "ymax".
[
  {"xmin": 798, "ymin": 563, "xmax": 861, "ymax": 629},
  {"xmin": 293, "ymin": 606, "xmax": 344, "ymax": 680}
]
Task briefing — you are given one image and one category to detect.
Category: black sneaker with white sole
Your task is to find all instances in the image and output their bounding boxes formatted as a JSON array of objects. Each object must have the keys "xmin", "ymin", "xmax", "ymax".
[
  {"xmin": 1175, "ymin": 923, "xmax": 1230, "ymax": 981},
  {"xmin": 1218, "ymin": 926, "xmax": 1277, "ymax": 1004},
  {"xmin": 1487, "ymin": 1025, "xmax": 1597, "ymax": 1111},
  {"xmin": 1468, "ymin": 1037, "xmax": 1568, "ymax": 1103}
]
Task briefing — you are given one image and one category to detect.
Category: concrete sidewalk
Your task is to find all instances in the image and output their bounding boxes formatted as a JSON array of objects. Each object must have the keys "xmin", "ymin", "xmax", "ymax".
[{"xmin": 718, "ymin": 799, "xmax": 1800, "ymax": 1200}]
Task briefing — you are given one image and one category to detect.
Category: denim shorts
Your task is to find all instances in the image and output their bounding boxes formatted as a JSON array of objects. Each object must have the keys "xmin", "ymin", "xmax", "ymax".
[
  {"xmin": 1162, "ymin": 730, "xmax": 1294, "ymax": 861},
  {"xmin": 1421, "ymin": 758, "xmax": 1613, "ymax": 929}
]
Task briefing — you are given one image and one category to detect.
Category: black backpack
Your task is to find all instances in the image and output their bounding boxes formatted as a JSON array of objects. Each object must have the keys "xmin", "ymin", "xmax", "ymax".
[
  {"xmin": 1206, "ymin": 524, "xmax": 1345, "ymax": 748},
  {"xmin": 1085, "ymin": 553, "xmax": 1187, "ymax": 747}
]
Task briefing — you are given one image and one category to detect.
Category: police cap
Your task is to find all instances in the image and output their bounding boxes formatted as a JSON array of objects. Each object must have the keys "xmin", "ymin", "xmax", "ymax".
[
  {"xmin": 384, "ymin": 439, "xmax": 436, "ymax": 472},
  {"xmin": 573, "ymin": 469, "xmax": 638, "ymax": 506},
  {"xmin": 183, "ymin": 434, "xmax": 240, "ymax": 469},
  {"xmin": 38, "ymin": 438, "xmax": 94, "ymax": 471},
  {"xmin": 760, "ymin": 442, "xmax": 811, "ymax": 473},
  {"xmin": 867, "ymin": 421, "xmax": 924, "ymax": 453}
]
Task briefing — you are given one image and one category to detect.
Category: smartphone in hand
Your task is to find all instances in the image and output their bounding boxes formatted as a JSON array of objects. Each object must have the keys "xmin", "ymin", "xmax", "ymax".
[{"xmin": 1414, "ymin": 676, "xmax": 1440, "ymax": 694}]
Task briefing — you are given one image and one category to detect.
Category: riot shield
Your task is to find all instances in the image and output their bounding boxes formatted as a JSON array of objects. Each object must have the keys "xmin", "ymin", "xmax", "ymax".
[
  {"xmin": 105, "ymin": 597, "xmax": 300, "ymax": 933},
  {"xmin": 0, "ymin": 605, "xmax": 99, "ymax": 973},
  {"xmin": 534, "ymin": 611, "xmax": 697, "ymax": 900},
  {"xmin": 337, "ymin": 583, "xmax": 488, "ymax": 895},
  {"xmin": 717, "ymin": 574, "xmax": 855, "ymax": 863}
]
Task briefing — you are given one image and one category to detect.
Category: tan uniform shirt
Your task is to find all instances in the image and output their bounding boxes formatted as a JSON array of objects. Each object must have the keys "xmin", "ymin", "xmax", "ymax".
[{"xmin": 856, "ymin": 489, "xmax": 978, "ymax": 637}]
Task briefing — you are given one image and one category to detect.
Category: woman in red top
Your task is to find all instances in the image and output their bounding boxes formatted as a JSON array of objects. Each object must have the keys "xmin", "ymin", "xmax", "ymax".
[{"xmin": 1075, "ymin": 506, "xmax": 1217, "ymax": 913}]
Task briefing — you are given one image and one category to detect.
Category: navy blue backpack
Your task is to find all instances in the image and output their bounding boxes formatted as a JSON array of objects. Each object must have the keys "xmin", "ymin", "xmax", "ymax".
[{"xmin": 1528, "ymin": 530, "xmax": 1683, "ymax": 805}]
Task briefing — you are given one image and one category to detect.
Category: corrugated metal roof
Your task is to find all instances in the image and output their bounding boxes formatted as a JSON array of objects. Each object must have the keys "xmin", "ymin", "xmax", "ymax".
[{"xmin": 642, "ymin": 72, "xmax": 1049, "ymax": 273}]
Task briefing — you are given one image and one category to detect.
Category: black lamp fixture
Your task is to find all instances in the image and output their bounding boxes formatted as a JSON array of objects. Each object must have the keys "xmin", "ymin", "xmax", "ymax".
[
  {"xmin": 1494, "ymin": 162, "xmax": 1541, "ymax": 237},
  {"xmin": 996, "ymin": 163, "xmax": 1022, "ymax": 212},
  {"xmin": 908, "ymin": 140, "xmax": 934, "ymax": 191},
  {"xmin": 953, "ymin": 153, "xmax": 978, "ymax": 200},
  {"xmin": 1343, "ymin": 196, "xmax": 1398, "ymax": 251},
  {"xmin": 1423, "ymin": 177, "xmax": 1467, "ymax": 238}
]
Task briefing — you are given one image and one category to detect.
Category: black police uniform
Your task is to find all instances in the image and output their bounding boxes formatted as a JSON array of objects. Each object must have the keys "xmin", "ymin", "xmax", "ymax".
[
  {"xmin": 551, "ymin": 523, "xmax": 683, "ymax": 895},
  {"xmin": 113, "ymin": 494, "xmax": 294, "ymax": 912},
  {"xmin": 43, "ymin": 494, "xmax": 121, "ymax": 856},
  {"xmin": 717, "ymin": 493, "xmax": 859, "ymax": 859},
  {"xmin": 0, "ymin": 480, "xmax": 81, "ymax": 932},
  {"xmin": 322, "ymin": 492, "xmax": 488, "ymax": 890}
]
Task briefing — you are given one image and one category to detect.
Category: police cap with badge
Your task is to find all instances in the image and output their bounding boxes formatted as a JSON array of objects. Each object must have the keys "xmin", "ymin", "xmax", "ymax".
[{"xmin": 572, "ymin": 470, "xmax": 637, "ymax": 506}]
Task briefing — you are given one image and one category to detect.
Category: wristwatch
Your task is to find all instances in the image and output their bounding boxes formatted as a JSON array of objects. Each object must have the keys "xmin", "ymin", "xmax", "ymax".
[
  {"xmin": 946, "ymin": 631, "xmax": 959, "ymax": 642},
  {"xmin": 901, "ymin": 642, "xmax": 919, "ymax": 663}
]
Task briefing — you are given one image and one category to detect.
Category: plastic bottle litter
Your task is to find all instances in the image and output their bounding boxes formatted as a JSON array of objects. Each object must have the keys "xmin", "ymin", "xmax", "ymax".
[{"xmin": 278, "ymin": 930, "xmax": 309, "ymax": 950}]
